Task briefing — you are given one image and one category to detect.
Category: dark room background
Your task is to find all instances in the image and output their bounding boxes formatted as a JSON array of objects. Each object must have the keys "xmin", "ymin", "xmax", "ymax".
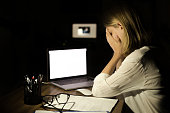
[{"xmin": 0, "ymin": 0, "xmax": 170, "ymax": 96}]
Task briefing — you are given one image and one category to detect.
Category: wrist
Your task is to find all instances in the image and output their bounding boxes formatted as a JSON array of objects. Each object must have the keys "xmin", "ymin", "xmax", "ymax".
[
  {"xmin": 112, "ymin": 53, "xmax": 125, "ymax": 64},
  {"xmin": 113, "ymin": 53, "xmax": 122, "ymax": 60}
]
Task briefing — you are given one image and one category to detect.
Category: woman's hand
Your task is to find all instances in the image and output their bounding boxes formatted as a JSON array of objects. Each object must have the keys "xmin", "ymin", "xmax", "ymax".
[{"xmin": 106, "ymin": 29, "xmax": 123, "ymax": 57}]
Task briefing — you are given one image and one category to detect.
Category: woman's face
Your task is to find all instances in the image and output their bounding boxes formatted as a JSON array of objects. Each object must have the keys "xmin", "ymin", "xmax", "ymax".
[{"xmin": 106, "ymin": 20, "xmax": 126, "ymax": 42}]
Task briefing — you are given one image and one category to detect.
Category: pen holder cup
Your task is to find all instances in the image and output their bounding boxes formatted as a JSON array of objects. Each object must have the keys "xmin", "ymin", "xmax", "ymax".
[{"xmin": 24, "ymin": 81, "xmax": 42, "ymax": 105}]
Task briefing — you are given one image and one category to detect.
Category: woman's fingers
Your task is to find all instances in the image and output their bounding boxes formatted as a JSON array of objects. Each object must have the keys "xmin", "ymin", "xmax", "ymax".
[
  {"xmin": 106, "ymin": 29, "xmax": 120, "ymax": 43},
  {"xmin": 106, "ymin": 29, "xmax": 110, "ymax": 38},
  {"xmin": 115, "ymin": 35, "xmax": 121, "ymax": 43}
]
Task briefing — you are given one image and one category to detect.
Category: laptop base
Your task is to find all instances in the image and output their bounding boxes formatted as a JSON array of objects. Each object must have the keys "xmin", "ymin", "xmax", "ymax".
[{"xmin": 51, "ymin": 81, "xmax": 93, "ymax": 90}]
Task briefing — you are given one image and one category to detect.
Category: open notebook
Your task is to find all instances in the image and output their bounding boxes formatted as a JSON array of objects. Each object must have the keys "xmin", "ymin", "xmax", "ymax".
[
  {"xmin": 42, "ymin": 95, "xmax": 118, "ymax": 112},
  {"xmin": 47, "ymin": 47, "xmax": 93, "ymax": 90},
  {"xmin": 35, "ymin": 111, "xmax": 109, "ymax": 113}
]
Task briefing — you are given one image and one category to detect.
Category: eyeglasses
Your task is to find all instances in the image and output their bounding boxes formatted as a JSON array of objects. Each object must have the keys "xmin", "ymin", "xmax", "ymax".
[{"xmin": 42, "ymin": 93, "xmax": 75, "ymax": 113}]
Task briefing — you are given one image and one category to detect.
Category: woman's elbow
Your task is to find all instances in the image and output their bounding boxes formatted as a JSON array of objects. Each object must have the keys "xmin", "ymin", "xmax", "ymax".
[
  {"xmin": 92, "ymin": 84, "xmax": 120, "ymax": 97},
  {"xmin": 92, "ymin": 86, "xmax": 105, "ymax": 97}
]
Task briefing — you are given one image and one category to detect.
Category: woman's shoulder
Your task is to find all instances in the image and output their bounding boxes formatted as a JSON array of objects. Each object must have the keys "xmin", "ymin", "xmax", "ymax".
[
  {"xmin": 124, "ymin": 46, "xmax": 150, "ymax": 62},
  {"xmin": 117, "ymin": 46, "xmax": 151, "ymax": 74}
]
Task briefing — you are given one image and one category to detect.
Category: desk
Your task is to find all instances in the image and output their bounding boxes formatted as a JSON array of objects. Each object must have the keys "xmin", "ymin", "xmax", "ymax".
[{"xmin": 0, "ymin": 84, "xmax": 124, "ymax": 113}]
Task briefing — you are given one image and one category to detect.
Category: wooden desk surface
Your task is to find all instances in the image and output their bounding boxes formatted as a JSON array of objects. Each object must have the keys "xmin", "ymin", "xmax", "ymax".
[{"xmin": 0, "ymin": 84, "xmax": 124, "ymax": 113}]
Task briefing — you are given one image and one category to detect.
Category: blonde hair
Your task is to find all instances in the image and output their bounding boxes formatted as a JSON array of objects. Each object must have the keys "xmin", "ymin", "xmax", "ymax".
[{"xmin": 104, "ymin": 5, "xmax": 150, "ymax": 56}]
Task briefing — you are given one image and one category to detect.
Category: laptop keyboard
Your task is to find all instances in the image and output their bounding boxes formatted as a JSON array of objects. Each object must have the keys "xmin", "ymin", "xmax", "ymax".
[{"xmin": 53, "ymin": 77, "xmax": 93, "ymax": 85}]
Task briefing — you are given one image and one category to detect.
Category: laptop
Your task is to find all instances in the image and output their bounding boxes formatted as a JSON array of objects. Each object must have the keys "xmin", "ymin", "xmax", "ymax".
[{"xmin": 47, "ymin": 47, "xmax": 94, "ymax": 90}]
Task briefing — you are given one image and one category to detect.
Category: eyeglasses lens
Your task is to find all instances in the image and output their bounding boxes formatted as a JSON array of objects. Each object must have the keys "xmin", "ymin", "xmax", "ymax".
[{"xmin": 57, "ymin": 94, "xmax": 69, "ymax": 104}]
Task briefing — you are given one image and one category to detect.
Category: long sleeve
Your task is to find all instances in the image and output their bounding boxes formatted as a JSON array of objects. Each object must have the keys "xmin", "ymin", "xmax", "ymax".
[
  {"xmin": 92, "ymin": 46, "xmax": 162, "ymax": 97},
  {"xmin": 92, "ymin": 58, "xmax": 144, "ymax": 97},
  {"xmin": 92, "ymin": 46, "xmax": 163, "ymax": 113},
  {"xmin": 92, "ymin": 73, "xmax": 119, "ymax": 97}
]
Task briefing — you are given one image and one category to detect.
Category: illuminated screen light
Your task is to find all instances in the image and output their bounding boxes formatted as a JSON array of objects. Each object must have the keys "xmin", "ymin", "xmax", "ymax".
[{"xmin": 49, "ymin": 48, "xmax": 87, "ymax": 79}]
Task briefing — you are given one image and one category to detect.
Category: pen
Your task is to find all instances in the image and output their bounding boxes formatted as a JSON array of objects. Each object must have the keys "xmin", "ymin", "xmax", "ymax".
[
  {"xmin": 35, "ymin": 79, "xmax": 37, "ymax": 84},
  {"xmin": 27, "ymin": 86, "xmax": 32, "ymax": 93},
  {"xmin": 32, "ymin": 76, "xmax": 35, "ymax": 84},
  {"xmin": 25, "ymin": 75, "xmax": 30, "ymax": 84},
  {"xmin": 40, "ymin": 74, "xmax": 43, "ymax": 82}
]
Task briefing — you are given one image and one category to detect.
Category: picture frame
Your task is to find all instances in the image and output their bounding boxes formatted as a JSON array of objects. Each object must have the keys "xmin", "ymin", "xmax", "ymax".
[{"xmin": 72, "ymin": 23, "xmax": 97, "ymax": 38}]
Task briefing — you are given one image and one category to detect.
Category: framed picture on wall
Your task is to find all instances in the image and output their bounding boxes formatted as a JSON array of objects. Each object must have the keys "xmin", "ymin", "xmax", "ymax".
[{"xmin": 72, "ymin": 23, "xmax": 97, "ymax": 38}]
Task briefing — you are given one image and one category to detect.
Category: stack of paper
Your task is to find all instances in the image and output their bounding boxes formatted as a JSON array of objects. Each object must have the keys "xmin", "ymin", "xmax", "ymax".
[
  {"xmin": 43, "ymin": 95, "xmax": 118, "ymax": 112},
  {"xmin": 35, "ymin": 110, "xmax": 109, "ymax": 113}
]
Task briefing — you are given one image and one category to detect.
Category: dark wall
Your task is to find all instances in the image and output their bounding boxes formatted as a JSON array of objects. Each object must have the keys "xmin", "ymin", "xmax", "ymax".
[
  {"xmin": 0, "ymin": 0, "xmax": 107, "ymax": 95},
  {"xmin": 0, "ymin": 0, "xmax": 170, "ymax": 95}
]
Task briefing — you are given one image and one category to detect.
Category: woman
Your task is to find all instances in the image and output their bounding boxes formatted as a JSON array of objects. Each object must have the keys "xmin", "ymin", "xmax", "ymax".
[{"xmin": 92, "ymin": 4, "xmax": 164, "ymax": 113}]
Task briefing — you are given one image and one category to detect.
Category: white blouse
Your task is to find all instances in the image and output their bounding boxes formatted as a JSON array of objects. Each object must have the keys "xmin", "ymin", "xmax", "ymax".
[{"xmin": 92, "ymin": 46, "xmax": 163, "ymax": 113}]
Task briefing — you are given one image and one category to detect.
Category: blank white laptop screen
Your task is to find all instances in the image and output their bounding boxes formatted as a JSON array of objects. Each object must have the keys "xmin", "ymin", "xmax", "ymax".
[{"xmin": 49, "ymin": 48, "xmax": 87, "ymax": 79}]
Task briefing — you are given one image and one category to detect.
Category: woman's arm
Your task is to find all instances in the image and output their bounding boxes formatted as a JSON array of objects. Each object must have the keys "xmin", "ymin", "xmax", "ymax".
[
  {"xmin": 101, "ymin": 54, "xmax": 123, "ymax": 75},
  {"xmin": 102, "ymin": 29, "xmax": 125, "ymax": 75}
]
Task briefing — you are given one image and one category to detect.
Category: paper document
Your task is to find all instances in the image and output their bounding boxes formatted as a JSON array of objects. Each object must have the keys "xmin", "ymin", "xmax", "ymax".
[
  {"xmin": 35, "ymin": 110, "xmax": 109, "ymax": 113},
  {"xmin": 44, "ymin": 95, "xmax": 118, "ymax": 112}
]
